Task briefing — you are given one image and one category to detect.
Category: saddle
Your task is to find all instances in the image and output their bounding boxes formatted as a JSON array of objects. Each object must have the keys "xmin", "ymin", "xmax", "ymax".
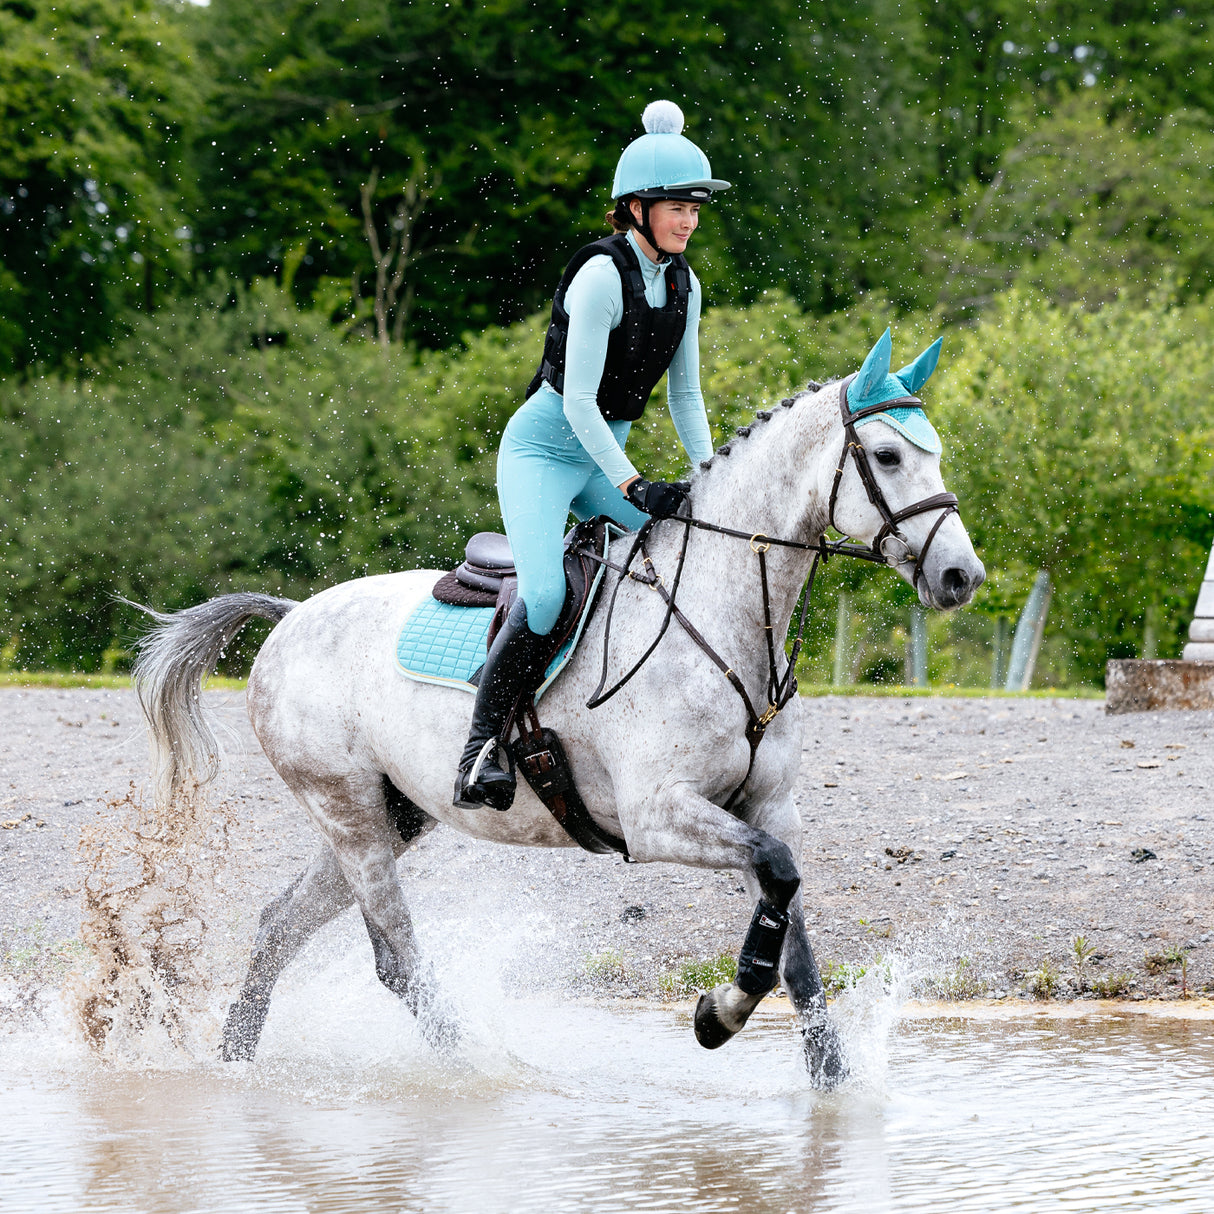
[
  {"xmin": 432, "ymin": 516, "xmax": 608, "ymax": 679},
  {"xmin": 432, "ymin": 517, "xmax": 627, "ymax": 858}
]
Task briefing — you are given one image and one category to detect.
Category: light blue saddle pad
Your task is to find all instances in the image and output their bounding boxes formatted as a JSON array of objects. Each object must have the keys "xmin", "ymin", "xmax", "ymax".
[{"xmin": 395, "ymin": 529, "xmax": 615, "ymax": 698}]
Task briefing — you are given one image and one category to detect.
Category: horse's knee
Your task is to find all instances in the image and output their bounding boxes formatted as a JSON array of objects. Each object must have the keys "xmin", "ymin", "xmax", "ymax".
[{"xmin": 751, "ymin": 835, "xmax": 801, "ymax": 909}]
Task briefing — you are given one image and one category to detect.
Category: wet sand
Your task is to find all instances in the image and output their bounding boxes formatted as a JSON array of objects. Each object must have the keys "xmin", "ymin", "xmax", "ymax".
[{"xmin": 1, "ymin": 686, "xmax": 1211, "ymax": 1003}]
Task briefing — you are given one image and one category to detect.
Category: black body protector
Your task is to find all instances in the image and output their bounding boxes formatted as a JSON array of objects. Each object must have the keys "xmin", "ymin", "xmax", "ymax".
[{"xmin": 527, "ymin": 232, "xmax": 691, "ymax": 421}]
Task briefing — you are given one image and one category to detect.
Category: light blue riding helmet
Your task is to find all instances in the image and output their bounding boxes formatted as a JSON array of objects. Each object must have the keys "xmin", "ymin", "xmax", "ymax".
[{"xmin": 611, "ymin": 100, "xmax": 731, "ymax": 201}]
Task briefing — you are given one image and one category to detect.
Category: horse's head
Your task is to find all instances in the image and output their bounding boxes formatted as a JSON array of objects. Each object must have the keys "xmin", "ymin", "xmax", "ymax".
[{"xmin": 822, "ymin": 329, "xmax": 985, "ymax": 610}]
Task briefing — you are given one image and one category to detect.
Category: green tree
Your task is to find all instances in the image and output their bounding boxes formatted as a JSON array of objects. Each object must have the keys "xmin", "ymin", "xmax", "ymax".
[
  {"xmin": 0, "ymin": 0, "xmax": 200, "ymax": 371},
  {"xmin": 916, "ymin": 92, "xmax": 1214, "ymax": 316}
]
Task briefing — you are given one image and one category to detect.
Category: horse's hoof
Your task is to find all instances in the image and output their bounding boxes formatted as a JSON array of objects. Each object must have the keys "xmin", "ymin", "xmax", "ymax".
[
  {"xmin": 802, "ymin": 1017, "xmax": 848, "ymax": 1090},
  {"xmin": 694, "ymin": 988, "xmax": 738, "ymax": 1050}
]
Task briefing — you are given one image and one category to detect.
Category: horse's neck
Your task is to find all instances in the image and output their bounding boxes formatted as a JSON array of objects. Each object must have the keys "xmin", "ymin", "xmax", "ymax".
[{"xmin": 659, "ymin": 392, "xmax": 836, "ymax": 660}]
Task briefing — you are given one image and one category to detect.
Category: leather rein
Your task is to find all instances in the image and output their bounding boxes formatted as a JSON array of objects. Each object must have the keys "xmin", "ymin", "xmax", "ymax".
[{"xmin": 585, "ymin": 377, "xmax": 960, "ymax": 810}]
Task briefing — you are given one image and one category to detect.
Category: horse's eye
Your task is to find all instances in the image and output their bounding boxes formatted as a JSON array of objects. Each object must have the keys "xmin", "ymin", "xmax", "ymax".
[{"xmin": 874, "ymin": 449, "xmax": 901, "ymax": 468}]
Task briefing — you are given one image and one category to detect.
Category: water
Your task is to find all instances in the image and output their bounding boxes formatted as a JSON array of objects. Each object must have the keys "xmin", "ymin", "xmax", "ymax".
[{"xmin": 2, "ymin": 992, "xmax": 1212, "ymax": 1214}]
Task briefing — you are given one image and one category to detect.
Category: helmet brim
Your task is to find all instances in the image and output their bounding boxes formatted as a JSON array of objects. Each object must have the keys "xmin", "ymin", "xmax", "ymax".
[{"xmin": 628, "ymin": 178, "xmax": 730, "ymax": 201}]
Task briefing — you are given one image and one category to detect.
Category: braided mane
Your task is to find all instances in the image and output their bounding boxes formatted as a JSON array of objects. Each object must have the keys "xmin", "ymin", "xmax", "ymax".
[{"xmin": 696, "ymin": 380, "xmax": 826, "ymax": 472}]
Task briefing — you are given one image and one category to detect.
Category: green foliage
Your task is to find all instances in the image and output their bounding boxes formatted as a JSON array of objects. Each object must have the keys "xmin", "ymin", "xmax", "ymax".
[
  {"xmin": 918, "ymin": 92, "xmax": 1214, "ymax": 317},
  {"xmin": 2, "ymin": 280, "xmax": 1210, "ymax": 682},
  {"xmin": 934, "ymin": 287, "xmax": 1214, "ymax": 682},
  {"xmin": 1072, "ymin": 935, "xmax": 1096, "ymax": 967},
  {"xmin": 921, "ymin": 956, "xmax": 989, "ymax": 1001},
  {"xmin": 582, "ymin": 948, "xmax": 631, "ymax": 987},
  {"xmin": 1087, "ymin": 971, "xmax": 1133, "ymax": 998},
  {"xmin": 0, "ymin": 0, "xmax": 201, "ymax": 370},
  {"xmin": 1025, "ymin": 957, "xmax": 1060, "ymax": 999},
  {"xmin": 820, "ymin": 958, "xmax": 870, "ymax": 995},
  {"xmin": 663, "ymin": 953, "xmax": 738, "ymax": 997}
]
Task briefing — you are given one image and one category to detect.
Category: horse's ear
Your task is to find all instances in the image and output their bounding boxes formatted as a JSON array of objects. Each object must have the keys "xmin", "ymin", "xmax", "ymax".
[
  {"xmin": 895, "ymin": 337, "xmax": 943, "ymax": 394},
  {"xmin": 852, "ymin": 328, "xmax": 892, "ymax": 405}
]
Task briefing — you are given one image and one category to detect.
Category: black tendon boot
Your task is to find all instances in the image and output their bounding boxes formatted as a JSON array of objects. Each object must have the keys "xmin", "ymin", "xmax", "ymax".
[{"xmin": 454, "ymin": 600, "xmax": 550, "ymax": 811}]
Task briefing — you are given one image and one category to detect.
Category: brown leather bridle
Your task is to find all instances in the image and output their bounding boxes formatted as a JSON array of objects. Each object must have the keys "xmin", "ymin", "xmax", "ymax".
[
  {"xmin": 585, "ymin": 377, "xmax": 965, "ymax": 808},
  {"xmin": 826, "ymin": 374, "xmax": 959, "ymax": 591}
]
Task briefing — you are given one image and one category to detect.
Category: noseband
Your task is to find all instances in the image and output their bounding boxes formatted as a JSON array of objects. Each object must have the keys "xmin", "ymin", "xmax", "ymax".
[{"xmin": 826, "ymin": 374, "xmax": 959, "ymax": 589}]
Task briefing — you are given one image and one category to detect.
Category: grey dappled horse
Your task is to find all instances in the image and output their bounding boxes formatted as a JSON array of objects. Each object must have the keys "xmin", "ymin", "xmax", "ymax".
[{"xmin": 133, "ymin": 334, "xmax": 984, "ymax": 1089}]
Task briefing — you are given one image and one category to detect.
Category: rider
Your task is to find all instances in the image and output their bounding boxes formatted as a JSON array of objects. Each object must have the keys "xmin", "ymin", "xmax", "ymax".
[{"xmin": 454, "ymin": 99, "xmax": 730, "ymax": 811}]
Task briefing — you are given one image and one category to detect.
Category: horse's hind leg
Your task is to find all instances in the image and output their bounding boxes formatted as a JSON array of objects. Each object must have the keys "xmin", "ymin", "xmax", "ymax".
[
  {"xmin": 222, "ymin": 776, "xmax": 436, "ymax": 1061},
  {"xmin": 222, "ymin": 844, "xmax": 356, "ymax": 1061}
]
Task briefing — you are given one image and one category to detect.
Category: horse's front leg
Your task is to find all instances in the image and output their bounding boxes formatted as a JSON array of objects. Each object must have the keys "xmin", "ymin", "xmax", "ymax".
[{"xmin": 622, "ymin": 783, "xmax": 846, "ymax": 1089}]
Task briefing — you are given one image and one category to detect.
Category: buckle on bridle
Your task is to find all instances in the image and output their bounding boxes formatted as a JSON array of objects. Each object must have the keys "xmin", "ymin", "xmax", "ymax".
[
  {"xmin": 758, "ymin": 703, "xmax": 779, "ymax": 727},
  {"xmin": 749, "ymin": 534, "xmax": 772, "ymax": 554}
]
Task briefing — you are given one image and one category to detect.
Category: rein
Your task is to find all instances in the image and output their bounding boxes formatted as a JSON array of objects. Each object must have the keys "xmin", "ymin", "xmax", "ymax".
[{"xmin": 585, "ymin": 379, "xmax": 963, "ymax": 810}]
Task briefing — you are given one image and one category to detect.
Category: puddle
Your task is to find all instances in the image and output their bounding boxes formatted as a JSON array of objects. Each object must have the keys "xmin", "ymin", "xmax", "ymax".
[{"xmin": 2, "ymin": 993, "xmax": 1211, "ymax": 1213}]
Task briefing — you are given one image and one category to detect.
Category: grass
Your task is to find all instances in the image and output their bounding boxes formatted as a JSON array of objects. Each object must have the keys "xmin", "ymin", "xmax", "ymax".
[
  {"xmin": 924, "ymin": 957, "xmax": 989, "ymax": 1001},
  {"xmin": 1088, "ymin": 972, "xmax": 1135, "ymax": 998},
  {"xmin": 0, "ymin": 671, "xmax": 247, "ymax": 691},
  {"xmin": 1144, "ymin": 945, "xmax": 1192, "ymax": 997},
  {"xmin": 0, "ymin": 670, "xmax": 1106, "ymax": 698},
  {"xmin": 1072, "ymin": 935, "xmax": 1096, "ymax": 967},
  {"xmin": 658, "ymin": 953, "xmax": 738, "ymax": 999},
  {"xmin": 797, "ymin": 682, "xmax": 1105, "ymax": 700},
  {"xmin": 582, "ymin": 949, "xmax": 631, "ymax": 986},
  {"xmin": 1025, "ymin": 958, "xmax": 1061, "ymax": 999},
  {"xmin": 819, "ymin": 957, "xmax": 894, "ymax": 995},
  {"xmin": 1, "ymin": 923, "xmax": 88, "ymax": 982}
]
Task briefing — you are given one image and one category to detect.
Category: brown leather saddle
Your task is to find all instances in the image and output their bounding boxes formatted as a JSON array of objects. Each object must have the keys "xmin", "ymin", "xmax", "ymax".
[
  {"xmin": 431, "ymin": 517, "xmax": 627, "ymax": 857},
  {"xmin": 432, "ymin": 516, "xmax": 608, "ymax": 684}
]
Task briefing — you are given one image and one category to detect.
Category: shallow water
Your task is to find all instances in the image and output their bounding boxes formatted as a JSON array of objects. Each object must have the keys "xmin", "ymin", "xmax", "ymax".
[{"xmin": 2, "ymin": 992, "xmax": 1212, "ymax": 1214}]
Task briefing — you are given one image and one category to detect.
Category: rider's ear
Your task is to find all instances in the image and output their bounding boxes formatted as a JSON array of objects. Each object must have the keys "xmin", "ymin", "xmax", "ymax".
[
  {"xmin": 895, "ymin": 337, "xmax": 943, "ymax": 394},
  {"xmin": 853, "ymin": 328, "xmax": 892, "ymax": 404}
]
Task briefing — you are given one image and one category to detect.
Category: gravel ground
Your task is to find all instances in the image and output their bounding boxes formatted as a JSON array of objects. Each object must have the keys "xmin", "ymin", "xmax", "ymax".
[{"xmin": 1, "ymin": 686, "xmax": 1211, "ymax": 1004}]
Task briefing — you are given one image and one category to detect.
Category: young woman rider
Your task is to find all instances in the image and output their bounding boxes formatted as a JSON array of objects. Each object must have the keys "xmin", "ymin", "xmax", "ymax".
[{"xmin": 454, "ymin": 100, "xmax": 729, "ymax": 811}]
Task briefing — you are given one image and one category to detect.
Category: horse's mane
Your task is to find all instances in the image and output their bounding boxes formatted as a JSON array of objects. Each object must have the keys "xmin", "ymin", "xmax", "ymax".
[{"xmin": 696, "ymin": 380, "xmax": 827, "ymax": 473}]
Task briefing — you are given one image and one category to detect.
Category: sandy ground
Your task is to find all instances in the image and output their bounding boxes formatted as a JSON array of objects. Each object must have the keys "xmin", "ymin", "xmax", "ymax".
[{"xmin": 1, "ymin": 686, "xmax": 1211, "ymax": 1004}]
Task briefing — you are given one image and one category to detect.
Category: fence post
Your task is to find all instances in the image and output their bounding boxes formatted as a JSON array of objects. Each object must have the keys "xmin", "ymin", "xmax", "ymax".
[
  {"xmin": 908, "ymin": 606, "xmax": 928, "ymax": 687},
  {"xmin": 832, "ymin": 593, "xmax": 851, "ymax": 686},
  {"xmin": 991, "ymin": 615, "xmax": 1009, "ymax": 688},
  {"xmin": 1004, "ymin": 571, "xmax": 1052, "ymax": 692}
]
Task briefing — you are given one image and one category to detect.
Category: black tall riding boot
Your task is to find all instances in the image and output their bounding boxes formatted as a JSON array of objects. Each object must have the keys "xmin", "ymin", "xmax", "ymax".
[{"xmin": 453, "ymin": 599, "xmax": 550, "ymax": 811}]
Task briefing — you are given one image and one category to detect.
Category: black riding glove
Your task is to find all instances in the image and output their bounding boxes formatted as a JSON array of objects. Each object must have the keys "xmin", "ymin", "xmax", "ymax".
[{"xmin": 625, "ymin": 477, "xmax": 690, "ymax": 520}]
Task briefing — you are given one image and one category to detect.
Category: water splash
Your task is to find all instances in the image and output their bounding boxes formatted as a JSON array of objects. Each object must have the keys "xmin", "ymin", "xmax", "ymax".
[{"xmin": 69, "ymin": 780, "xmax": 242, "ymax": 1066}]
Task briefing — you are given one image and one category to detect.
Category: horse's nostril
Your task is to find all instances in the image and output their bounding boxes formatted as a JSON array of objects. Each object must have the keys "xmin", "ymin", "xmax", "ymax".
[{"xmin": 942, "ymin": 567, "xmax": 970, "ymax": 596}]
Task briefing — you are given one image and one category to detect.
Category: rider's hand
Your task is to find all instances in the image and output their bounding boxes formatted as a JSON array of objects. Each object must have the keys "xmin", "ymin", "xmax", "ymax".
[{"xmin": 624, "ymin": 477, "xmax": 690, "ymax": 519}]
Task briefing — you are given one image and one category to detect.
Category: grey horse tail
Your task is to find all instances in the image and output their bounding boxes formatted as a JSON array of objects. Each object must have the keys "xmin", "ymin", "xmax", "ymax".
[{"xmin": 128, "ymin": 593, "xmax": 297, "ymax": 808}]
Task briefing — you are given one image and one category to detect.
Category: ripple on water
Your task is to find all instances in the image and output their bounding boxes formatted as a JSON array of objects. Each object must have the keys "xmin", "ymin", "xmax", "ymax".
[{"xmin": 2, "ymin": 987, "xmax": 1213, "ymax": 1213}]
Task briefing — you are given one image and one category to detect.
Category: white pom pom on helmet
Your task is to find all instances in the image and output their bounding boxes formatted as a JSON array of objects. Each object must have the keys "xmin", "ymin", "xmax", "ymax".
[{"xmin": 611, "ymin": 100, "xmax": 730, "ymax": 201}]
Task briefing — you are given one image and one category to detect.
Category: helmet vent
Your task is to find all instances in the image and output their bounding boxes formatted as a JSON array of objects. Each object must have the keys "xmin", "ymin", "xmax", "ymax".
[{"xmin": 642, "ymin": 100, "xmax": 685, "ymax": 135}]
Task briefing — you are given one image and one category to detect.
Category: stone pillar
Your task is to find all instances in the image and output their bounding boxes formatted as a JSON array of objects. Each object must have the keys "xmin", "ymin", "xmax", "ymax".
[
  {"xmin": 1182, "ymin": 542, "xmax": 1214, "ymax": 661},
  {"xmin": 1106, "ymin": 539, "xmax": 1214, "ymax": 713}
]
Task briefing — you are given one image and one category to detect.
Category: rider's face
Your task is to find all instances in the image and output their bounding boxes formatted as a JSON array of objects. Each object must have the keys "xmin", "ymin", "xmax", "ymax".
[{"xmin": 630, "ymin": 199, "xmax": 701, "ymax": 258}]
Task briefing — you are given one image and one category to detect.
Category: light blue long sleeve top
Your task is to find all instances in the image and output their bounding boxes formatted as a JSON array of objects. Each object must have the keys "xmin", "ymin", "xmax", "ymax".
[{"xmin": 554, "ymin": 229, "xmax": 714, "ymax": 487}]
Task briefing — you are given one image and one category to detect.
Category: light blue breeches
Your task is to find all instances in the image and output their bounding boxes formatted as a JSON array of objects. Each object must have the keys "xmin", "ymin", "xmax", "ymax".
[{"xmin": 497, "ymin": 388, "xmax": 648, "ymax": 636}]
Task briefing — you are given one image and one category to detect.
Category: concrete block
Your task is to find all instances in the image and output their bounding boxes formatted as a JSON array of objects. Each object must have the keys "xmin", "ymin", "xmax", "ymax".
[
  {"xmin": 1106, "ymin": 659, "xmax": 1214, "ymax": 714},
  {"xmin": 1191, "ymin": 618, "xmax": 1214, "ymax": 643},
  {"xmin": 1197, "ymin": 583, "xmax": 1214, "ymax": 618},
  {"xmin": 1183, "ymin": 642, "xmax": 1214, "ymax": 661}
]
